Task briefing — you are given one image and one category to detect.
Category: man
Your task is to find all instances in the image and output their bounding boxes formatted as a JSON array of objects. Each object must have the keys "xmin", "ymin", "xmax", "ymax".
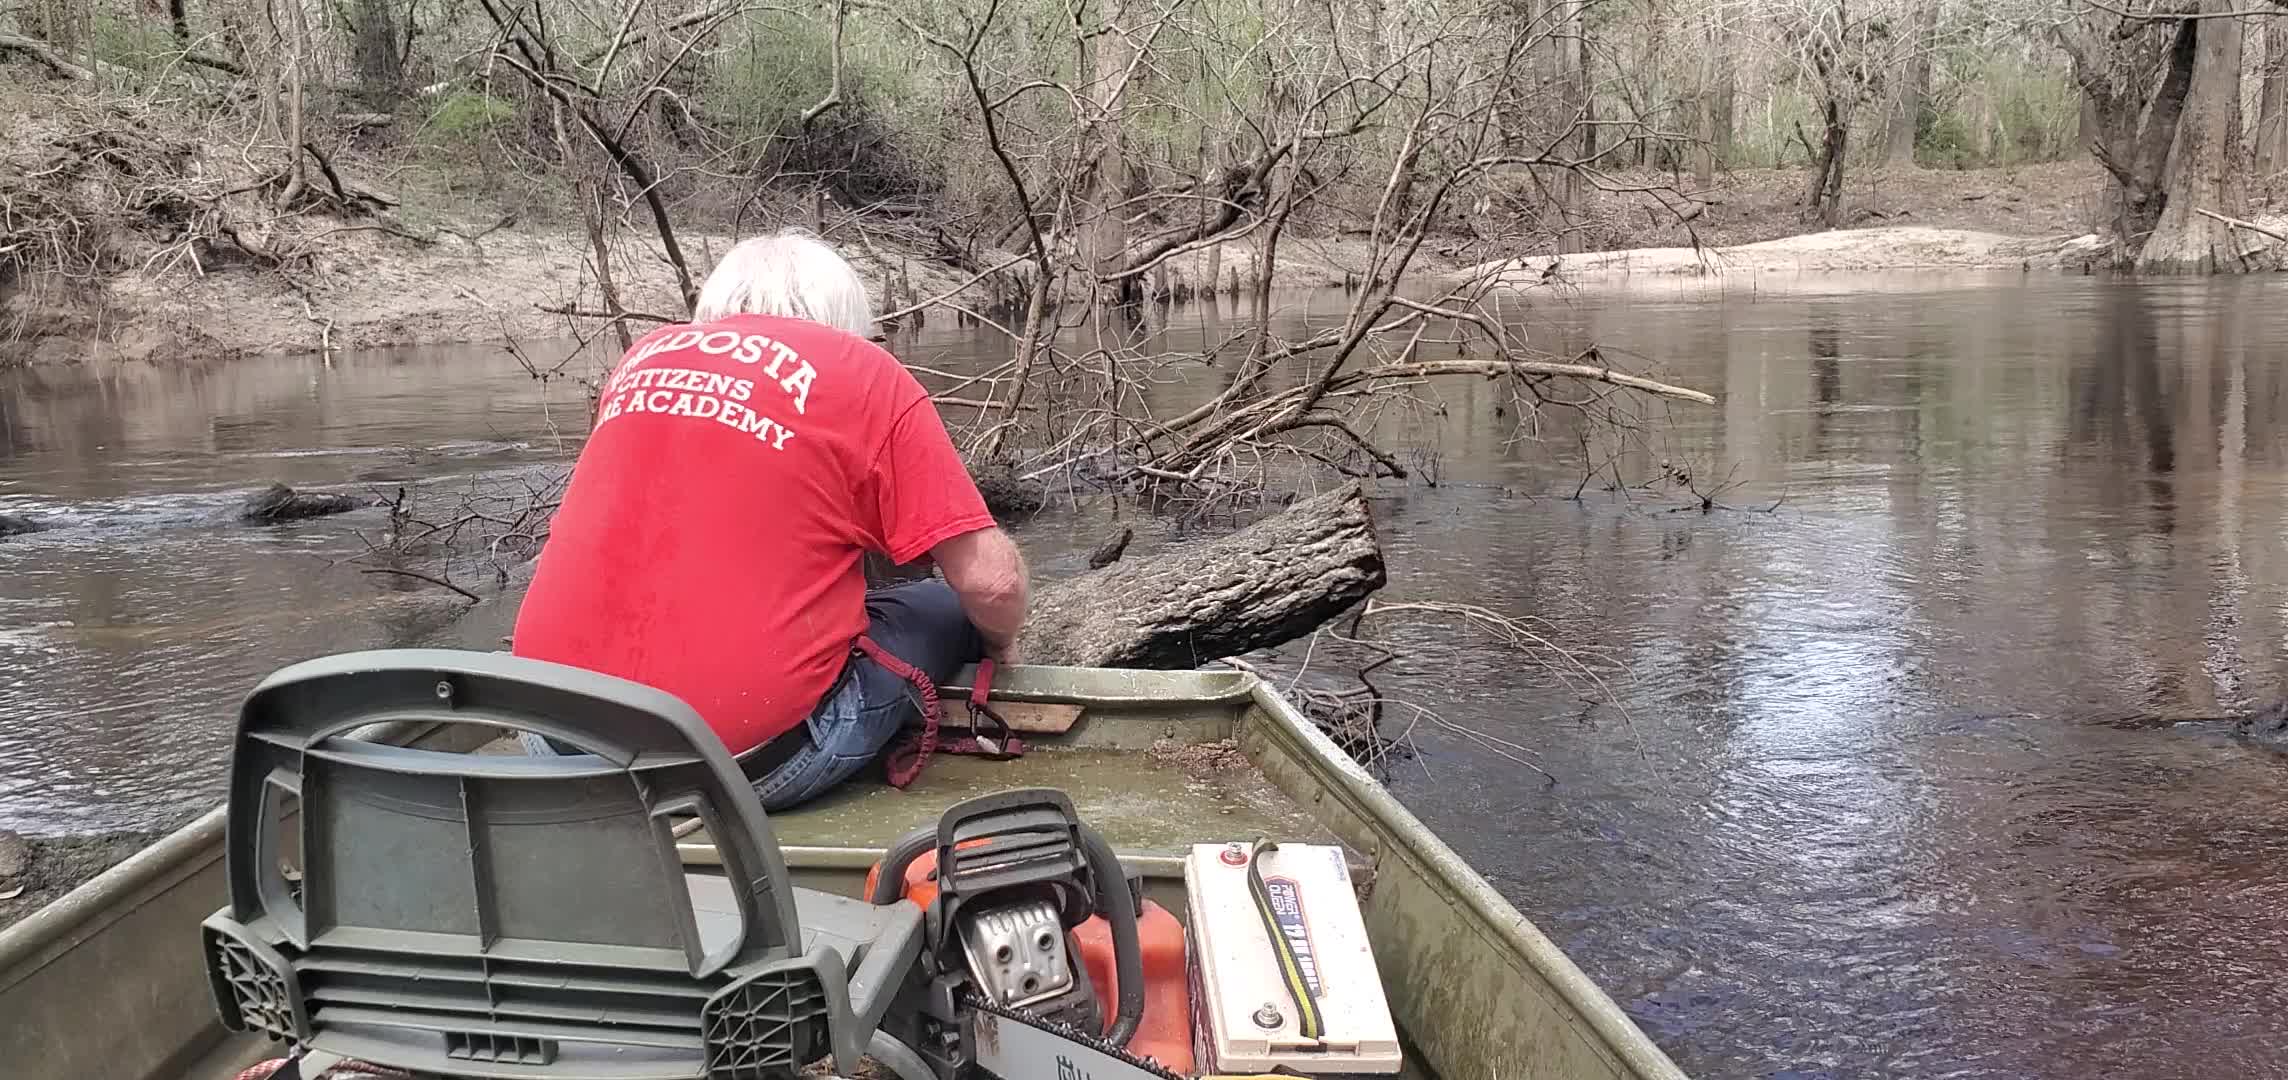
[{"xmin": 511, "ymin": 229, "xmax": 1028, "ymax": 810}]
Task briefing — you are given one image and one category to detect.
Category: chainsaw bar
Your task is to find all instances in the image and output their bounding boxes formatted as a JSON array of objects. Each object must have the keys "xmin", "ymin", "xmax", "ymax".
[{"xmin": 960, "ymin": 989, "xmax": 1186, "ymax": 1080}]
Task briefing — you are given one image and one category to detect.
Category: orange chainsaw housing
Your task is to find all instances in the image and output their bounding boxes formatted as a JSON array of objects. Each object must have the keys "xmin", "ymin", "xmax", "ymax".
[{"xmin": 864, "ymin": 848, "xmax": 1196, "ymax": 1075}]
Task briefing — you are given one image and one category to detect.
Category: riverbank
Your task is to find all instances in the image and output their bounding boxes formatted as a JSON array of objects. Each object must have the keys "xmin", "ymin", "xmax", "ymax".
[
  {"xmin": 0, "ymin": 829, "xmax": 170, "ymax": 928},
  {"xmin": 1457, "ymin": 161, "xmax": 2288, "ymax": 288},
  {"xmin": 3, "ymin": 222, "xmax": 1450, "ymax": 367},
  {"xmin": 0, "ymin": 80, "xmax": 2156, "ymax": 367}
]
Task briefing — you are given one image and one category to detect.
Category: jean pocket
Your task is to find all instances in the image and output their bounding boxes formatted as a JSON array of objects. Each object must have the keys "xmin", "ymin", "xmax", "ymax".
[
  {"xmin": 755, "ymin": 744, "xmax": 844, "ymax": 810},
  {"xmin": 805, "ymin": 684, "xmax": 904, "ymax": 766}
]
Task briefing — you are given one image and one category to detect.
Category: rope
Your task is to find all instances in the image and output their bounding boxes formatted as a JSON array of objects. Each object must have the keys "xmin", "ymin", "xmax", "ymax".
[
  {"xmin": 858, "ymin": 635, "xmax": 944, "ymax": 788},
  {"xmin": 857, "ymin": 639, "xmax": 1016, "ymax": 787},
  {"xmin": 234, "ymin": 1059, "xmax": 410, "ymax": 1080}
]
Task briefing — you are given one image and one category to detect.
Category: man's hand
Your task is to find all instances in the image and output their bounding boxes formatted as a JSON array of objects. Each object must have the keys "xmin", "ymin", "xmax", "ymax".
[{"xmin": 931, "ymin": 526, "xmax": 1029, "ymax": 665}]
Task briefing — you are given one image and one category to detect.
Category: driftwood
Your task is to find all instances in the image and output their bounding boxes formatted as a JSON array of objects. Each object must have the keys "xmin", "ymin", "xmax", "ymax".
[
  {"xmin": 240, "ymin": 483, "xmax": 365, "ymax": 523},
  {"xmin": 2238, "ymin": 699, "xmax": 2288, "ymax": 745},
  {"xmin": 1086, "ymin": 525, "xmax": 1133, "ymax": 569},
  {"xmin": 1024, "ymin": 482, "xmax": 1385, "ymax": 667},
  {"xmin": 0, "ymin": 514, "xmax": 46, "ymax": 539}
]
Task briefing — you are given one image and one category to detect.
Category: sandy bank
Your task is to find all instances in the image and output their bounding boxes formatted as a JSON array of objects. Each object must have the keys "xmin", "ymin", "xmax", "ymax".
[
  {"xmin": 1455, "ymin": 226, "xmax": 2105, "ymax": 289},
  {"xmin": 5, "ymin": 219, "xmax": 1421, "ymax": 367},
  {"xmin": 1456, "ymin": 214, "xmax": 2288, "ymax": 292}
]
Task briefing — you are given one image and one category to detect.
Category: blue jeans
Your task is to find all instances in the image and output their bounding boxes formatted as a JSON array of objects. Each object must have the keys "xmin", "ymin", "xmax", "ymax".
[{"xmin": 520, "ymin": 579, "xmax": 984, "ymax": 812}]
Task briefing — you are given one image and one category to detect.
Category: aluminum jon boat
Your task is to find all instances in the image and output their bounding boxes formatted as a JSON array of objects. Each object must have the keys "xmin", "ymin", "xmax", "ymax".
[{"xmin": 0, "ymin": 651, "xmax": 1687, "ymax": 1080}]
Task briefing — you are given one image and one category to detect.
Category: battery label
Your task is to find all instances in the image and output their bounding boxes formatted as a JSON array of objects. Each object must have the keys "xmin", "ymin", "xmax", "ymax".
[{"xmin": 1262, "ymin": 877, "xmax": 1322, "ymax": 994}]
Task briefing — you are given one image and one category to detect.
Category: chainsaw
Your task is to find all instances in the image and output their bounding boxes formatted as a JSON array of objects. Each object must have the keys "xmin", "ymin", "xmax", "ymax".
[
  {"xmin": 860, "ymin": 788, "xmax": 1246, "ymax": 1080},
  {"xmin": 966, "ymin": 989, "xmax": 1189, "ymax": 1080}
]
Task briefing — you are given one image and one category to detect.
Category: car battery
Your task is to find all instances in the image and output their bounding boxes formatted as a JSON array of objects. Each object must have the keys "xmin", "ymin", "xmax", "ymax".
[{"xmin": 1183, "ymin": 841, "xmax": 1402, "ymax": 1074}]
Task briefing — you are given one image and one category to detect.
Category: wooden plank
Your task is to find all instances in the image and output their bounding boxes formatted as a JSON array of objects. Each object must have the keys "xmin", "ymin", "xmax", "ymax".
[{"xmin": 931, "ymin": 700, "xmax": 1084, "ymax": 734}]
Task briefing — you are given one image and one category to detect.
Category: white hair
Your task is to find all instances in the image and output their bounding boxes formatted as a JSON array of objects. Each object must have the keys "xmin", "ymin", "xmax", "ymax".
[{"xmin": 692, "ymin": 230, "xmax": 875, "ymax": 338}]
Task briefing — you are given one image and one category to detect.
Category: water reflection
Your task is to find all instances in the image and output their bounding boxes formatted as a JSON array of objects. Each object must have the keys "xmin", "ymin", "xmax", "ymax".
[{"xmin": 4, "ymin": 275, "xmax": 2288, "ymax": 1077}]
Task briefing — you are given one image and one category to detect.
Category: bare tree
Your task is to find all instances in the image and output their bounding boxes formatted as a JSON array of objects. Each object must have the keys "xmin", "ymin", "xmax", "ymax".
[
  {"xmin": 1692, "ymin": 3, "xmax": 1735, "ymax": 184},
  {"xmin": 2255, "ymin": 21, "xmax": 2288, "ymax": 177},
  {"xmin": 2057, "ymin": 0, "xmax": 2260, "ymax": 271},
  {"xmin": 1881, "ymin": 0, "xmax": 1939, "ymax": 165},
  {"xmin": 1750, "ymin": 0, "xmax": 1935, "ymax": 226},
  {"xmin": 472, "ymin": 0, "xmax": 707, "ymax": 315},
  {"xmin": 2131, "ymin": 2, "xmax": 2246, "ymax": 271},
  {"xmin": 275, "ymin": 0, "xmax": 315, "ymax": 210}
]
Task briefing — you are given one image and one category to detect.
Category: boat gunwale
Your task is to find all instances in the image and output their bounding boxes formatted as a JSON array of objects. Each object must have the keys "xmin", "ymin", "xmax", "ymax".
[
  {"xmin": 1238, "ymin": 678, "xmax": 1692, "ymax": 1080},
  {"xmin": 0, "ymin": 717, "xmax": 452, "ymax": 984}
]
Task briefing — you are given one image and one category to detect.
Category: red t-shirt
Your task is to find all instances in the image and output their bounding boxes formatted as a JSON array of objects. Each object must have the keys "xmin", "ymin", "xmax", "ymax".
[{"xmin": 511, "ymin": 313, "xmax": 994, "ymax": 753}]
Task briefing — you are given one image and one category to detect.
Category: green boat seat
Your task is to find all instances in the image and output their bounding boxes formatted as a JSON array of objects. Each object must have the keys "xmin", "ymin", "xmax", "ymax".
[{"xmin": 198, "ymin": 648, "xmax": 917, "ymax": 1080}]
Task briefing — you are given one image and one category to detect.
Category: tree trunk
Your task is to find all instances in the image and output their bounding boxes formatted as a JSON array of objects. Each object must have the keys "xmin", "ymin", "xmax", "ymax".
[
  {"xmin": 1556, "ymin": 0, "xmax": 1586, "ymax": 254},
  {"xmin": 2138, "ymin": 6, "xmax": 2248, "ymax": 274},
  {"xmin": 1805, "ymin": 100, "xmax": 1848, "ymax": 227},
  {"xmin": 1710, "ymin": 18, "xmax": 1735, "ymax": 168},
  {"xmin": 1693, "ymin": 86, "xmax": 1718, "ymax": 185},
  {"xmin": 2117, "ymin": 20, "xmax": 2200, "ymax": 253},
  {"xmin": 2258, "ymin": 22, "xmax": 2287, "ymax": 177},
  {"xmin": 28, "ymin": 0, "xmax": 80, "ymax": 55},
  {"xmin": 350, "ymin": 0, "xmax": 407, "ymax": 106},
  {"xmin": 1023, "ymin": 483, "xmax": 1387, "ymax": 668},
  {"xmin": 1082, "ymin": 1, "xmax": 1138, "ymax": 309},
  {"xmin": 1884, "ymin": 7, "xmax": 1934, "ymax": 167},
  {"xmin": 1576, "ymin": 11, "xmax": 1597, "ymax": 162},
  {"xmin": 1694, "ymin": 11, "xmax": 1732, "ymax": 184},
  {"xmin": 276, "ymin": 0, "xmax": 311, "ymax": 209},
  {"xmin": 1195, "ymin": 121, "xmax": 1225, "ymax": 300}
]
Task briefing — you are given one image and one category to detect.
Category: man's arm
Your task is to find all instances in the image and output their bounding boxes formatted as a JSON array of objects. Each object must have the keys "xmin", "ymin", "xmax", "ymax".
[{"xmin": 931, "ymin": 526, "xmax": 1030, "ymax": 665}]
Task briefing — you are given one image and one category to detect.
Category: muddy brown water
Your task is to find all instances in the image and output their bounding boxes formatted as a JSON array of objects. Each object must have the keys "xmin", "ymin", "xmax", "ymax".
[{"xmin": 6, "ymin": 274, "xmax": 2288, "ymax": 1078}]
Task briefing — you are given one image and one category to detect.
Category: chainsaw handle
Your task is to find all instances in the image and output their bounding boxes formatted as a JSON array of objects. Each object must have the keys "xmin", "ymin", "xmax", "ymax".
[{"xmin": 1079, "ymin": 822, "xmax": 1147, "ymax": 1048}]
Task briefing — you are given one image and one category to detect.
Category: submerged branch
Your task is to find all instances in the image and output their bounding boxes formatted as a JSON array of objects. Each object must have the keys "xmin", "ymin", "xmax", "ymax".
[
  {"xmin": 359, "ymin": 567, "xmax": 482, "ymax": 602},
  {"xmin": 1346, "ymin": 360, "xmax": 1715, "ymax": 406}
]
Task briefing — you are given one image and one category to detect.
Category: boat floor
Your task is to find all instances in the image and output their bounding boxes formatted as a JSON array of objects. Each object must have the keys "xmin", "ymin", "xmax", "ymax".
[{"xmin": 763, "ymin": 748, "xmax": 1338, "ymax": 856}]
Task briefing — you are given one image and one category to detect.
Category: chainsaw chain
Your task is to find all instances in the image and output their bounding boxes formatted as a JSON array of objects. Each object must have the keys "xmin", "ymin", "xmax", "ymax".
[{"xmin": 958, "ymin": 988, "xmax": 1188, "ymax": 1080}]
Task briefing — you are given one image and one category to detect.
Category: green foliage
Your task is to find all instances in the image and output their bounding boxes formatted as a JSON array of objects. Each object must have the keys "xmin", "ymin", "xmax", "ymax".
[
  {"xmin": 1718, "ymin": 51, "xmax": 2079, "ymax": 173},
  {"xmin": 704, "ymin": 14, "xmax": 950, "ymax": 143},
  {"xmin": 697, "ymin": 11, "xmax": 957, "ymax": 203},
  {"xmin": 86, "ymin": 10, "xmax": 179, "ymax": 74},
  {"xmin": 1921, "ymin": 48, "xmax": 2080, "ymax": 168},
  {"xmin": 1734, "ymin": 86, "xmax": 1817, "ymax": 170},
  {"xmin": 424, "ymin": 92, "xmax": 515, "ymax": 143},
  {"xmin": 1918, "ymin": 110, "xmax": 1979, "ymax": 170}
]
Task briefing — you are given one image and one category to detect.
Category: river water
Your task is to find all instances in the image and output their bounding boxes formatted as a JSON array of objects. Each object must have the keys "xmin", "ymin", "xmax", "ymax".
[{"xmin": 4, "ymin": 274, "xmax": 2287, "ymax": 1078}]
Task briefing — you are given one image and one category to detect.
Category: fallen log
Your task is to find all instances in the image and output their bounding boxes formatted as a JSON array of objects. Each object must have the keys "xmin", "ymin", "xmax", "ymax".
[
  {"xmin": 0, "ymin": 30, "xmax": 96, "ymax": 81},
  {"xmin": 240, "ymin": 483, "xmax": 366, "ymax": 523},
  {"xmin": 1024, "ymin": 482, "xmax": 1386, "ymax": 667},
  {"xmin": 969, "ymin": 459, "xmax": 1045, "ymax": 517}
]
